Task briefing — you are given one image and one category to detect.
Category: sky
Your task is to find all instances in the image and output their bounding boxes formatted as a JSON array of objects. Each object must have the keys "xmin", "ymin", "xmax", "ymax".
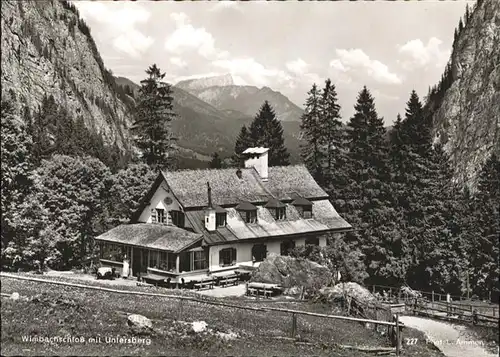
[{"xmin": 74, "ymin": 0, "xmax": 474, "ymax": 125}]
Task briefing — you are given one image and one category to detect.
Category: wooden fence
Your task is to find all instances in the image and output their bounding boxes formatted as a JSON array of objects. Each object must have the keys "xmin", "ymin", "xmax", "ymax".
[
  {"xmin": 369, "ymin": 284, "xmax": 499, "ymax": 318},
  {"xmin": 1, "ymin": 273, "xmax": 406, "ymax": 355}
]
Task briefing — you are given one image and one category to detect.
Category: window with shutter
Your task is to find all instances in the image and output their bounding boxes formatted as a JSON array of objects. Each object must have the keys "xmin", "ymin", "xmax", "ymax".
[
  {"xmin": 151, "ymin": 208, "xmax": 157, "ymax": 223},
  {"xmin": 219, "ymin": 248, "xmax": 237, "ymax": 266}
]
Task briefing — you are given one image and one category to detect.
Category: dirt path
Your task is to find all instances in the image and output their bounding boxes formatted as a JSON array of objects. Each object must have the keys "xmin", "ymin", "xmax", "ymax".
[{"xmin": 399, "ymin": 316, "xmax": 498, "ymax": 357}]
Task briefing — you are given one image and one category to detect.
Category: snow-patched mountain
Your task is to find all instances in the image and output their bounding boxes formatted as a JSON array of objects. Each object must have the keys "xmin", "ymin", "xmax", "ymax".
[
  {"xmin": 175, "ymin": 75, "xmax": 304, "ymax": 122},
  {"xmin": 176, "ymin": 74, "xmax": 235, "ymax": 92}
]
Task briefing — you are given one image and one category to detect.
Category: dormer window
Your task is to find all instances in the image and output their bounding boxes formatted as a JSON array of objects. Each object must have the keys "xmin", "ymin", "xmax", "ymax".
[
  {"xmin": 236, "ymin": 201, "xmax": 258, "ymax": 224},
  {"xmin": 216, "ymin": 213, "xmax": 227, "ymax": 227},
  {"xmin": 264, "ymin": 198, "xmax": 286, "ymax": 221},
  {"xmin": 276, "ymin": 207, "xmax": 286, "ymax": 220},
  {"xmin": 292, "ymin": 196, "xmax": 313, "ymax": 219},
  {"xmin": 151, "ymin": 208, "xmax": 166, "ymax": 223},
  {"xmin": 214, "ymin": 206, "xmax": 227, "ymax": 227}
]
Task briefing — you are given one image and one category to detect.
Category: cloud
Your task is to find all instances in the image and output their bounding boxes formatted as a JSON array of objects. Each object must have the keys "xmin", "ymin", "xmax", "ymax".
[
  {"xmin": 286, "ymin": 58, "xmax": 309, "ymax": 75},
  {"xmin": 75, "ymin": 2, "xmax": 153, "ymax": 58},
  {"xmin": 165, "ymin": 12, "xmax": 228, "ymax": 60},
  {"xmin": 398, "ymin": 37, "xmax": 450, "ymax": 70},
  {"xmin": 329, "ymin": 48, "xmax": 402, "ymax": 85},
  {"xmin": 212, "ymin": 57, "xmax": 291, "ymax": 87},
  {"xmin": 170, "ymin": 57, "xmax": 187, "ymax": 68},
  {"xmin": 209, "ymin": 1, "xmax": 243, "ymax": 12}
]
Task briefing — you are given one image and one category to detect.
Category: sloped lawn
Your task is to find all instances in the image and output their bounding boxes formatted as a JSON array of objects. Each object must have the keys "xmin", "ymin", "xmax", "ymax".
[{"xmin": 1, "ymin": 275, "xmax": 443, "ymax": 356}]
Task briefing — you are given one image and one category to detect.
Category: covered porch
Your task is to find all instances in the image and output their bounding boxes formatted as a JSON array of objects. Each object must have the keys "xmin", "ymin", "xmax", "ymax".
[{"xmin": 95, "ymin": 223, "xmax": 207, "ymax": 278}]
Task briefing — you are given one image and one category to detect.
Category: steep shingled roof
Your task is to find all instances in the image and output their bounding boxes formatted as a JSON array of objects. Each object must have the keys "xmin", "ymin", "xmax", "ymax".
[
  {"xmin": 263, "ymin": 165, "xmax": 328, "ymax": 200},
  {"xmin": 161, "ymin": 164, "xmax": 328, "ymax": 208},
  {"xmin": 163, "ymin": 167, "xmax": 271, "ymax": 208}
]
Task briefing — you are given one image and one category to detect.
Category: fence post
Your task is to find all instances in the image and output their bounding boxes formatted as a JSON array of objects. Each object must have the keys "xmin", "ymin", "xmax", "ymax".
[
  {"xmin": 372, "ymin": 285, "xmax": 375, "ymax": 294},
  {"xmin": 178, "ymin": 294, "xmax": 184, "ymax": 321},
  {"xmin": 291, "ymin": 313, "xmax": 297, "ymax": 339},
  {"xmin": 396, "ymin": 313, "xmax": 401, "ymax": 357},
  {"xmin": 432, "ymin": 290, "xmax": 434, "ymax": 303}
]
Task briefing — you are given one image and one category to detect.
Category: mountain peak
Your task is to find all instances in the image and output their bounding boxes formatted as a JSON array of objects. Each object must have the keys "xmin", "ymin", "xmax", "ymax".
[{"xmin": 175, "ymin": 74, "xmax": 234, "ymax": 92}]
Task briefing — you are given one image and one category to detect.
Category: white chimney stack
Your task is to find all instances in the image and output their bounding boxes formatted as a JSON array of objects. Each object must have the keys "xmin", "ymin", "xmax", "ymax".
[
  {"xmin": 204, "ymin": 182, "xmax": 216, "ymax": 231},
  {"xmin": 243, "ymin": 147, "xmax": 269, "ymax": 182}
]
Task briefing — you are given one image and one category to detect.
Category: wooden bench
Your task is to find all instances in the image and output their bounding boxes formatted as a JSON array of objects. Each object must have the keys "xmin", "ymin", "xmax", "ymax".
[
  {"xmin": 219, "ymin": 277, "xmax": 239, "ymax": 287},
  {"xmin": 194, "ymin": 280, "xmax": 215, "ymax": 291},
  {"xmin": 246, "ymin": 283, "xmax": 278, "ymax": 298}
]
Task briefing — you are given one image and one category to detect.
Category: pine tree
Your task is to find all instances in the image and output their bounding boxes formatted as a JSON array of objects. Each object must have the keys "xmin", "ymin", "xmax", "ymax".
[
  {"xmin": 131, "ymin": 64, "xmax": 177, "ymax": 170},
  {"xmin": 343, "ymin": 86, "xmax": 401, "ymax": 285},
  {"xmin": 318, "ymin": 79, "xmax": 346, "ymax": 190},
  {"xmin": 248, "ymin": 101, "xmax": 290, "ymax": 167},
  {"xmin": 232, "ymin": 125, "xmax": 252, "ymax": 167},
  {"xmin": 209, "ymin": 152, "xmax": 223, "ymax": 169},
  {"xmin": 300, "ymin": 83, "xmax": 323, "ymax": 182}
]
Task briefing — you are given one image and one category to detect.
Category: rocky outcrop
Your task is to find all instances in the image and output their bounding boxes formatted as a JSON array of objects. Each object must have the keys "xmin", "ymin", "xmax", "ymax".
[
  {"xmin": 250, "ymin": 253, "xmax": 333, "ymax": 296},
  {"xmin": 1, "ymin": 0, "xmax": 132, "ymax": 150},
  {"xmin": 429, "ymin": 0, "xmax": 500, "ymax": 187},
  {"xmin": 176, "ymin": 74, "xmax": 235, "ymax": 92}
]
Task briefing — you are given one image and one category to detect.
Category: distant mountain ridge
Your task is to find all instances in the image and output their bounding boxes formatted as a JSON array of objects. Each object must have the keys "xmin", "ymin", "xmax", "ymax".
[
  {"xmin": 115, "ymin": 76, "xmax": 303, "ymax": 165},
  {"xmin": 175, "ymin": 74, "xmax": 304, "ymax": 122},
  {"xmin": 176, "ymin": 74, "xmax": 235, "ymax": 92}
]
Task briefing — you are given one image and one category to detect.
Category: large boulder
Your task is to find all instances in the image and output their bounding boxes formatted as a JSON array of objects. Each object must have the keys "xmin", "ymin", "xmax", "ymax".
[
  {"xmin": 250, "ymin": 253, "xmax": 333, "ymax": 295},
  {"xmin": 315, "ymin": 282, "xmax": 379, "ymax": 305},
  {"xmin": 127, "ymin": 314, "xmax": 153, "ymax": 335}
]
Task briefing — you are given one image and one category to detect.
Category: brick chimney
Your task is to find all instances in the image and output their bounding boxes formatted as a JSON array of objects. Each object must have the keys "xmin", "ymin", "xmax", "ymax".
[
  {"xmin": 204, "ymin": 182, "xmax": 216, "ymax": 231},
  {"xmin": 243, "ymin": 147, "xmax": 269, "ymax": 182}
]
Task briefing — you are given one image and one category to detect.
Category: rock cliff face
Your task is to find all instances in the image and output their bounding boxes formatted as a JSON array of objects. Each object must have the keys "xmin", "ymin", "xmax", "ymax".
[
  {"xmin": 1, "ymin": 0, "xmax": 132, "ymax": 150},
  {"xmin": 429, "ymin": 0, "xmax": 500, "ymax": 187}
]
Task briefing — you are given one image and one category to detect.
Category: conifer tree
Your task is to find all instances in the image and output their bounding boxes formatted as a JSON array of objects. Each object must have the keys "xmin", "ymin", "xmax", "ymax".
[
  {"xmin": 248, "ymin": 101, "xmax": 290, "ymax": 167},
  {"xmin": 209, "ymin": 152, "xmax": 223, "ymax": 169},
  {"xmin": 300, "ymin": 84, "xmax": 323, "ymax": 182},
  {"xmin": 343, "ymin": 86, "xmax": 400, "ymax": 285},
  {"xmin": 318, "ymin": 79, "xmax": 346, "ymax": 190},
  {"xmin": 232, "ymin": 125, "xmax": 252, "ymax": 167},
  {"xmin": 132, "ymin": 64, "xmax": 177, "ymax": 170}
]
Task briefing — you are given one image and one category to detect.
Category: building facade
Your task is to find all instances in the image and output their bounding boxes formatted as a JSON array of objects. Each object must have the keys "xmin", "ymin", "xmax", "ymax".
[{"xmin": 95, "ymin": 147, "xmax": 352, "ymax": 283}]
